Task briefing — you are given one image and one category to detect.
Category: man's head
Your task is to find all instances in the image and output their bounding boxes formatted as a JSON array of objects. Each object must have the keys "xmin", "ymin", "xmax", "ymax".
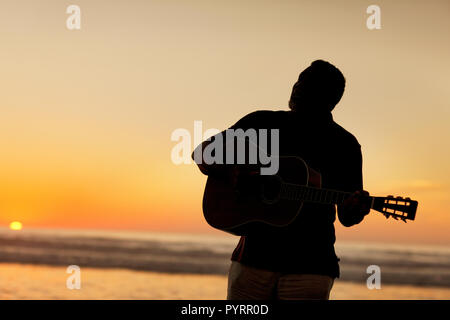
[{"xmin": 289, "ymin": 60, "xmax": 346, "ymax": 113}]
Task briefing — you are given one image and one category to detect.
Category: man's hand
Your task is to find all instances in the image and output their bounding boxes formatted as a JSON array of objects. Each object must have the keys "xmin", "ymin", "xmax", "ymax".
[
  {"xmin": 338, "ymin": 190, "xmax": 371, "ymax": 227},
  {"xmin": 343, "ymin": 190, "xmax": 371, "ymax": 214}
]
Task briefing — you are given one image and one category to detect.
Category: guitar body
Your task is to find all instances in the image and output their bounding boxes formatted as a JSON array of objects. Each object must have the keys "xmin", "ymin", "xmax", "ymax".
[{"xmin": 202, "ymin": 156, "xmax": 322, "ymax": 235}]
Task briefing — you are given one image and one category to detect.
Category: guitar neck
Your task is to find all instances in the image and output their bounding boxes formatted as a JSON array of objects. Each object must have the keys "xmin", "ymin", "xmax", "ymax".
[{"xmin": 280, "ymin": 183, "xmax": 373, "ymax": 207}]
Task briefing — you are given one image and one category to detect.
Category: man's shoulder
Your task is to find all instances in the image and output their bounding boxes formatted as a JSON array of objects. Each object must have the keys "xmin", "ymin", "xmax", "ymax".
[
  {"xmin": 241, "ymin": 109, "xmax": 287, "ymax": 120},
  {"xmin": 330, "ymin": 121, "xmax": 361, "ymax": 148},
  {"xmin": 232, "ymin": 109, "xmax": 287, "ymax": 128}
]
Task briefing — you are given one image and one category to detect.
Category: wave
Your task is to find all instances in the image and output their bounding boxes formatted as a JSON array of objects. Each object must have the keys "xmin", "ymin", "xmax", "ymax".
[{"xmin": 0, "ymin": 228, "xmax": 449, "ymax": 288}]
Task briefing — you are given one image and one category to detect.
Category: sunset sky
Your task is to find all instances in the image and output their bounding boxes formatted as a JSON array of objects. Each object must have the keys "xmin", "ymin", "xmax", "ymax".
[{"xmin": 0, "ymin": 0, "xmax": 449, "ymax": 245}]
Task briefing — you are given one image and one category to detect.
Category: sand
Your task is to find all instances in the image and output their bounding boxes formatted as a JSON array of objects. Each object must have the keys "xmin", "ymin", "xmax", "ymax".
[{"xmin": 0, "ymin": 263, "xmax": 449, "ymax": 300}]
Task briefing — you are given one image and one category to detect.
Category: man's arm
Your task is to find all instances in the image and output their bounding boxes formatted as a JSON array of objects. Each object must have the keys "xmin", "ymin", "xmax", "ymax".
[
  {"xmin": 191, "ymin": 134, "xmax": 227, "ymax": 176},
  {"xmin": 191, "ymin": 112, "xmax": 259, "ymax": 176},
  {"xmin": 337, "ymin": 144, "xmax": 371, "ymax": 227}
]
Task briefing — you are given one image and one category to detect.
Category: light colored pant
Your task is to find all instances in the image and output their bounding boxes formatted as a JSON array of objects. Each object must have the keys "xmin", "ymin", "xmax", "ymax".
[{"xmin": 227, "ymin": 261, "xmax": 334, "ymax": 300}]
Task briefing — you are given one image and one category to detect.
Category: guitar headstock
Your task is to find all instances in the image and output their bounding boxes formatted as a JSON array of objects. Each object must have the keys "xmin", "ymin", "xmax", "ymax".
[{"xmin": 372, "ymin": 195, "xmax": 418, "ymax": 222}]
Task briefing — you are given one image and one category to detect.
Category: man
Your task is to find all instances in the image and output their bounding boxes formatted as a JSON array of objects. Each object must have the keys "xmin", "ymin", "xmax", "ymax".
[{"xmin": 193, "ymin": 60, "xmax": 370, "ymax": 300}]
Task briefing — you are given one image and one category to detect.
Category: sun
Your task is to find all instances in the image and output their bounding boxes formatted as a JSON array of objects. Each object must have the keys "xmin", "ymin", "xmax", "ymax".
[{"xmin": 9, "ymin": 221, "xmax": 23, "ymax": 231}]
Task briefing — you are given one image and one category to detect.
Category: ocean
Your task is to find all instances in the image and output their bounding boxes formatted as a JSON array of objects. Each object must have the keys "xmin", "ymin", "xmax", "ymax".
[{"xmin": 0, "ymin": 227, "xmax": 448, "ymax": 289}]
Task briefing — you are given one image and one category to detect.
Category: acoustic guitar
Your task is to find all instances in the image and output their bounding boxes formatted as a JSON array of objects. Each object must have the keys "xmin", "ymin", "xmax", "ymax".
[{"xmin": 202, "ymin": 156, "xmax": 418, "ymax": 236}]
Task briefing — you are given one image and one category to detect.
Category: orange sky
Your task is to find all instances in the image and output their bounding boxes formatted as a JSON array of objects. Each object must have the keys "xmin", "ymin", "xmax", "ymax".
[{"xmin": 0, "ymin": 0, "xmax": 449, "ymax": 245}]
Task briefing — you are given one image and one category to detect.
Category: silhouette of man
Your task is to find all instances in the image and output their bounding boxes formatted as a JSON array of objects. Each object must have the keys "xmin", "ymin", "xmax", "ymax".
[{"xmin": 193, "ymin": 60, "xmax": 370, "ymax": 300}]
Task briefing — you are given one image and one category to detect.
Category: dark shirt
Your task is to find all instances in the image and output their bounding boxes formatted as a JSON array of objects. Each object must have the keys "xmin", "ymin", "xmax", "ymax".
[
  {"xmin": 196, "ymin": 109, "xmax": 363, "ymax": 279},
  {"xmin": 227, "ymin": 109, "xmax": 363, "ymax": 279}
]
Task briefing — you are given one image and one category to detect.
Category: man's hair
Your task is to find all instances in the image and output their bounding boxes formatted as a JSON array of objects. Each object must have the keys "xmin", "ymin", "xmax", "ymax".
[{"xmin": 289, "ymin": 60, "xmax": 346, "ymax": 112}]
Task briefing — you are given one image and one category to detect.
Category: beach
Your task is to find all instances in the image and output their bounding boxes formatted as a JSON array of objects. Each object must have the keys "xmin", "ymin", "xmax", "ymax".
[
  {"xmin": 0, "ymin": 228, "xmax": 449, "ymax": 299},
  {"xmin": 1, "ymin": 263, "xmax": 450, "ymax": 300}
]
